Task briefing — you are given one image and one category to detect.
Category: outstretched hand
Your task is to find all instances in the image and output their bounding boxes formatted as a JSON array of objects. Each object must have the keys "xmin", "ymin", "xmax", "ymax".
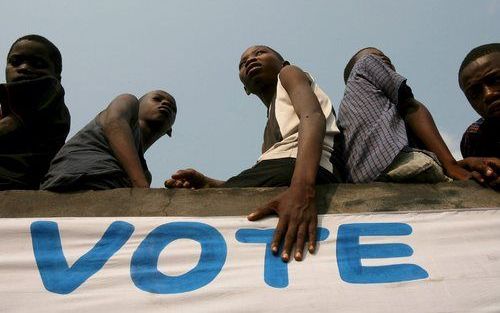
[
  {"xmin": 164, "ymin": 168, "xmax": 208, "ymax": 189},
  {"xmin": 458, "ymin": 157, "xmax": 500, "ymax": 190},
  {"xmin": 248, "ymin": 185, "xmax": 317, "ymax": 262}
]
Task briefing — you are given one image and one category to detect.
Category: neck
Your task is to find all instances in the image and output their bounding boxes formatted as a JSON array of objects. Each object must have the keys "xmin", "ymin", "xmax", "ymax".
[
  {"xmin": 255, "ymin": 85, "xmax": 276, "ymax": 109},
  {"xmin": 139, "ymin": 120, "xmax": 160, "ymax": 151}
]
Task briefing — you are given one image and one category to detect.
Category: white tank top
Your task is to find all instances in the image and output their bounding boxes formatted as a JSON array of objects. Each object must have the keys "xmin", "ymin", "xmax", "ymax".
[{"xmin": 258, "ymin": 73, "xmax": 340, "ymax": 173}]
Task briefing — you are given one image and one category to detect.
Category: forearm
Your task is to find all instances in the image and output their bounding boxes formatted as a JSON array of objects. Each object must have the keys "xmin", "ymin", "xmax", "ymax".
[
  {"xmin": 291, "ymin": 111, "xmax": 325, "ymax": 189},
  {"xmin": 403, "ymin": 99, "xmax": 457, "ymax": 167},
  {"xmin": 104, "ymin": 119, "xmax": 149, "ymax": 188}
]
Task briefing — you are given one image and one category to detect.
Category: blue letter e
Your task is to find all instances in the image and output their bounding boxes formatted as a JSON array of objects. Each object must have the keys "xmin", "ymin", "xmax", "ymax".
[
  {"xmin": 31, "ymin": 221, "xmax": 134, "ymax": 294},
  {"xmin": 336, "ymin": 223, "xmax": 428, "ymax": 284}
]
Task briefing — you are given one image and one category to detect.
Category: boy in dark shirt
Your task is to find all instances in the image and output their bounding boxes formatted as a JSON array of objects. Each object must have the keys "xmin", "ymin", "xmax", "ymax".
[
  {"xmin": 0, "ymin": 35, "xmax": 70, "ymax": 190},
  {"xmin": 457, "ymin": 43, "xmax": 500, "ymax": 189},
  {"xmin": 459, "ymin": 43, "xmax": 500, "ymax": 158},
  {"xmin": 338, "ymin": 47, "xmax": 471, "ymax": 183},
  {"xmin": 41, "ymin": 90, "xmax": 176, "ymax": 191}
]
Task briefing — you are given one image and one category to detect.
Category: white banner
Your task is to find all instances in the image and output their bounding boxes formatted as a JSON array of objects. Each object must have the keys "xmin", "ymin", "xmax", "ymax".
[{"xmin": 1, "ymin": 209, "xmax": 500, "ymax": 312}]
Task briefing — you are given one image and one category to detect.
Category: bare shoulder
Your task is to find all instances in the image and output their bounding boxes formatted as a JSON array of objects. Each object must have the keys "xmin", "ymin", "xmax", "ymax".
[
  {"xmin": 101, "ymin": 93, "xmax": 140, "ymax": 123},
  {"xmin": 278, "ymin": 65, "xmax": 310, "ymax": 88},
  {"xmin": 110, "ymin": 93, "xmax": 139, "ymax": 107}
]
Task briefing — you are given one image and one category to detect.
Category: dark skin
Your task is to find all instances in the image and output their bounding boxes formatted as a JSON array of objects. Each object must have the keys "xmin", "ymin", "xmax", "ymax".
[
  {"xmin": 166, "ymin": 46, "xmax": 326, "ymax": 262},
  {"xmin": 459, "ymin": 52, "xmax": 500, "ymax": 186},
  {"xmin": 100, "ymin": 90, "xmax": 176, "ymax": 188},
  {"xmin": 351, "ymin": 48, "xmax": 472, "ymax": 181},
  {"xmin": 1, "ymin": 39, "xmax": 58, "ymax": 136},
  {"xmin": 459, "ymin": 52, "xmax": 500, "ymax": 120},
  {"xmin": 458, "ymin": 157, "xmax": 500, "ymax": 190}
]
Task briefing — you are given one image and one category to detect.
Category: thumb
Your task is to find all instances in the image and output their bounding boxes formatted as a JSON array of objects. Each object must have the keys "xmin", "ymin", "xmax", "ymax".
[{"xmin": 247, "ymin": 201, "xmax": 278, "ymax": 221}]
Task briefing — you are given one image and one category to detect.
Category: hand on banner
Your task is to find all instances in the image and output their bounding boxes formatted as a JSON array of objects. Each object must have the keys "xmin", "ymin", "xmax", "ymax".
[
  {"xmin": 458, "ymin": 157, "xmax": 500, "ymax": 190},
  {"xmin": 248, "ymin": 184, "xmax": 317, "ymax": 262}
]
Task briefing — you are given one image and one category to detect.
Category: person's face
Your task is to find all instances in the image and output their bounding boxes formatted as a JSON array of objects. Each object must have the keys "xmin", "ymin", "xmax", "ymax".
[
  {"xmin": 356, "ymin": 48, "xmax": 395, "ymax": 71},
  {"xmin": 139, "ymin": 90, "xmax": 177, "ymax": 136},
  {"xmin": 460, "ymin": 52, "xmax": 500, "ymax": 120},
  {"xmin": 238, "ymin": 46, "xmax": 284, "ymax": 95},
  {"xmin": 5, "ymin": 40, "xmax": 58, "ymax": 83}
]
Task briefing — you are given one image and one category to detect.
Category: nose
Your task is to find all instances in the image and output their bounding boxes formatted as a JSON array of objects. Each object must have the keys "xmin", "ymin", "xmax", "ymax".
[
  {"xmin": 161, "ymin": 99, "xmax": 176, "ymax": 112},
  {"xmin": 161, "ymin": 99, "xmax": 171, "ymax": 107},
  {"xmin": 245, "ymin": 56, "xmax": 257, "ymax": 68},
  {"xmin": 483, "ymin": 84, "xmax": 500, "ymax": 105},
  {"xmin": 16, "ymin": 62, "xmax": 33, "ymax": 73}
]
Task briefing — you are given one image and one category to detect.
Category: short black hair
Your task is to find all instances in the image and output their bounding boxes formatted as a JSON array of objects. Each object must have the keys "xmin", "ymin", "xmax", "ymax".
[
  {"xmin": 459, "ymin": 43, "xmax": 500, "ymax": 82},
  {"xmin": 8, "ymin": 34, "xmax": 62, "ymax": 78},
  {"xmin": 262, "ymin": 45, "xmax": 285, "ymax": 63},
  {"xmin": 343, "ymin": 47, "xmax": 379, "ymax": 83}
]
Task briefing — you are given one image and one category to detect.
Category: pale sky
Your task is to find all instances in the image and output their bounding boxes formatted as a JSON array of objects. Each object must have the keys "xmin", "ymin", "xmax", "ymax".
[{"xmin": 1, "ymin": 0, "xmax": 499, "ymax": 187}]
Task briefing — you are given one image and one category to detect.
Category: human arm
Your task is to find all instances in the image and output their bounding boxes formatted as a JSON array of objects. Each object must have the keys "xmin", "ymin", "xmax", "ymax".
[
  {"xmin": 100, "ymin": 94, "xmax": 149, "ymax": 188},
  {"xmin": 248, "ymin": 65, "xmax": 325, "ymax": 262},
  {"xmin": 164, "ymin": 168, "xmax": 225, "ymax": 189},
  {"xmin": 399, "ymin": 98, "xmax": 472, "ymax": 180},
  {"xmin": 458, "ymin": 157, "xmax": 500, "ymax": 190}
]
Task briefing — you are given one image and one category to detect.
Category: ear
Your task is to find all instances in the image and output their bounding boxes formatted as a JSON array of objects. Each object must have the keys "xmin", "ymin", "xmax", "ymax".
[{"xmin": 244, "ymin": 86, "xmax": 251, "ymax": 96}]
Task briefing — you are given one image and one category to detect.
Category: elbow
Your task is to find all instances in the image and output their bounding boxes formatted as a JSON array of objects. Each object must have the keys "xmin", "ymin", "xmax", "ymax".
[
  {"xmin": 300, "ymin": 110, "xmax": 326, "ymax": 134},
  {"xmin": 305, "ymin": 111, "xmax": 326, "ymax": 126}
]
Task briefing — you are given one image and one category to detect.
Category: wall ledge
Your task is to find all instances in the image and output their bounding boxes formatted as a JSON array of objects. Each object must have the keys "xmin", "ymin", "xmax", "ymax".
[{"xmin": 1, "ymin": 181, "xmax": 498, "ymax": 218}]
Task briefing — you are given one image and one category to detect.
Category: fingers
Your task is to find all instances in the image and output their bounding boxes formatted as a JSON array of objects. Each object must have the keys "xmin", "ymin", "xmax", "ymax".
[
  {"xmin": 281, "ymin": 223, "xmax": 298, "ymax": 262},
  {"xmin": 475, "ymin": 162, "xmax": 494, "ymax": 178},
  {"xmin": 164, "ymin": 178, "xmax": 174, "ymax": 188},
  {"xmin": 171, "ymin": 168, "xmax": 196, "ymax": 180},
  {"xmin": 471, "ymin": 171, "xmax": 485, "ymax": 184},
  {"xmin": 165, "ymin": 168, "xmax": 204, "ymax": 189},
  {"xmin": 307, "ymin": 218, "xmax": 318, "ymax": 254},
  {"xmin": 279, "ymin": 221, "xmax": 318, "ymax": 262},
  {"xmin": 485, "ymin": 158, "xmax": 500, "ymax": 170},
  {"xmin": 164, "ymin": 178, "xmax": 192, "ymax": 189},
  {"xmin": 294, "ymin": 223, "xmax": 307, "ymax": 261},
  {"xmin": 271, "ymin": 217, "xmax": 287, "ymax": 258}
]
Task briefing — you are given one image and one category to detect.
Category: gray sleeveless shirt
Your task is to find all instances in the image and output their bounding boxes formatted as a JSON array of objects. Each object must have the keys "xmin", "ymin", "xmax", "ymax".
[{"xmin": 41, "ymin": 115, "xmax": 150, "ymax": 191}]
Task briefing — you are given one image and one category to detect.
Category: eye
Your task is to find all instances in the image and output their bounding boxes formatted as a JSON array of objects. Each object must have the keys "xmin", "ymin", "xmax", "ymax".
[
  {"xmin": 238, "ymin": 60, "xmax": 246, "ymax": 69},
  {"xmin": 487, "ymin": 75, "xmax": 500, "ymax": 87},
  {"xmin": 32, "ymin": 58, "xmax": 48, "ymax": 69},
  {"xmin": 256, "ymin": 50, "xmax": 265, "ymax": 56},
  {"xmin": 8, "ymin": 56, "xmax": 21, "ymax": 67},
  {"xmin": 467, "ymin": 85, "xmax": 481, "ymax": 100}
]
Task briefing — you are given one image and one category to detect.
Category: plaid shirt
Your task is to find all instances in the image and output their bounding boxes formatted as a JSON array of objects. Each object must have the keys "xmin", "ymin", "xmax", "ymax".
[
  {"xmin": 461, "ymin": 118, "xmax": 500, "ymax": 158},
  {"xmin": 338, "ymin": 54, "xmax": 415, "ymax": 183}
]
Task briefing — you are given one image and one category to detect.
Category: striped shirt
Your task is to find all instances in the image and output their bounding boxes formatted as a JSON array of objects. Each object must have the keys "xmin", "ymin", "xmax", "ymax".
[{"xmin": 337, "ymin": 54, "xmax": 415, "ymax": 183}]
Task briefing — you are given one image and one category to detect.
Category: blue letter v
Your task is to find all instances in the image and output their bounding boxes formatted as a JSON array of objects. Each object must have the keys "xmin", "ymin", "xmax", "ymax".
[{"xmin": 31, "ymin": 221, "xmax": 134, "ymax": 294}]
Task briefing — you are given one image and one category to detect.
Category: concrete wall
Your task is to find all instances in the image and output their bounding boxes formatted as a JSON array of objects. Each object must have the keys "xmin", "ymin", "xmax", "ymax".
[{"xmin": 1, "ymin": 181, "xmax": 498, "ymax": 218}]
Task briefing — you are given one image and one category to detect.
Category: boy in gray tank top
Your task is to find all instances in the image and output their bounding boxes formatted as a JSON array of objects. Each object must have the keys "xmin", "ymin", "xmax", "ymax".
[{"xmin": 41, "ymin": 90, "xmax": 176, "ymax": 191}]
